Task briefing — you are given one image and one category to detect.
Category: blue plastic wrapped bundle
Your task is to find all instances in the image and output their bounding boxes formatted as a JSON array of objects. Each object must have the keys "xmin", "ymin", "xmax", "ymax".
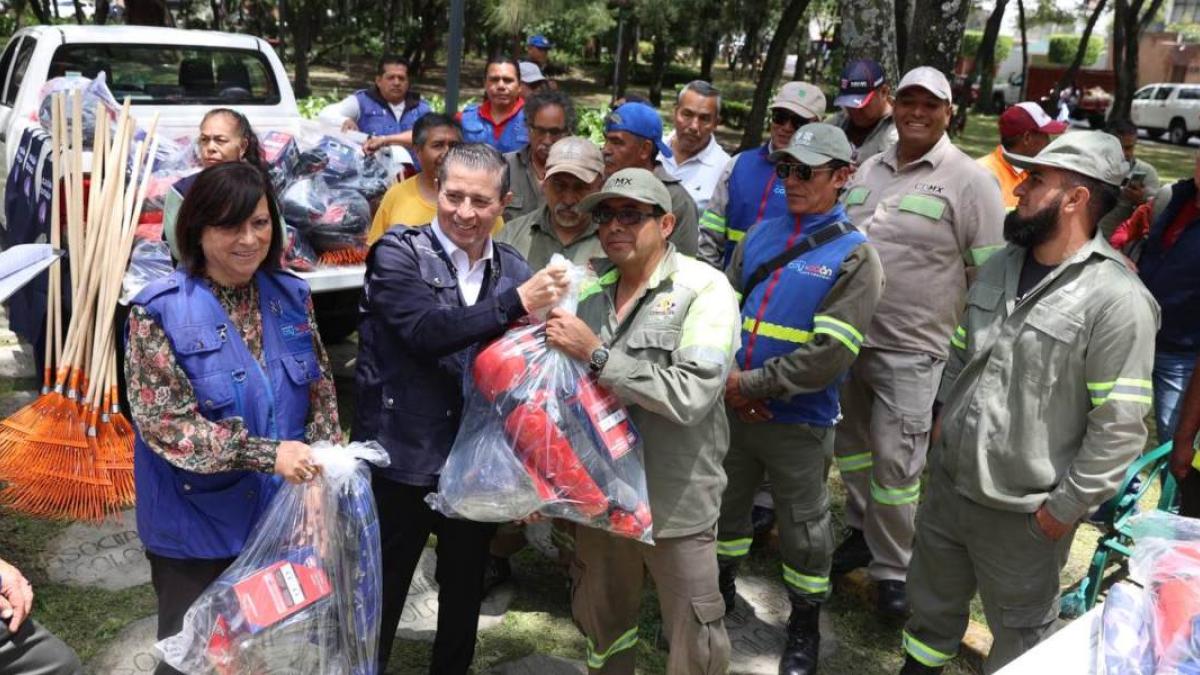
[{"xmin": 1098, "ymin": 582, "xmax": 1154, "ymax": 675}]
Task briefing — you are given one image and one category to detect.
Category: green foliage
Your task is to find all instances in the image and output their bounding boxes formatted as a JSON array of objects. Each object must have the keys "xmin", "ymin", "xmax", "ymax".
[
  {"xmin": 1026, "ymin": 0, "xmax": 1075, "ymax": 27},
  {"xmin": 1167, "ymin": 22, "xmax": 1200, "ymax": 43},
  {"xmin": 960, "ymin": 30, "xmax": 1014, "ymax": 64},
  {"xmin": 577, "ymin": 106, "xmax": 608, "ymax": 145},
  {"xmin": 1047, "ymin": 34, "xmax": 1103, "ymax": 66},
  {"xmin": 721, "ymin": 100, "xmax": 752, "ymax": 129},
  {"xmin": 527, "ymin": 2, "xmax": 614, "ymax": 61},
  {"xmin": 298, "ymin": 95, "xmax": 333, "ymax": 120}
]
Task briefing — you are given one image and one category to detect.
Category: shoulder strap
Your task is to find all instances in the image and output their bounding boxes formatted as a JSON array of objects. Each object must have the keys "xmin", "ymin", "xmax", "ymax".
[{"xmin": 741, "ymin": 221, "xmax": 856, "ymax": 308}]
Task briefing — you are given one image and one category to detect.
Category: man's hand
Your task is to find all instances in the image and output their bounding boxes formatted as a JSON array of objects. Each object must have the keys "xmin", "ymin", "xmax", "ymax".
[
  {"xmin": 340, "ymin": 118, "xmax": 359, "ymax": 133},
  {"xmin": 725, "ymin": 369, "xmax": 752, "ymax": 408},
  {"xmin": 1170, "ymin": 435, "xmax": 1197, "ymax": 481},
  {"xmin": 1034, "ymin": 504, "xmax": 1073, "ymax": 541},
  {"xmin": 545, "ymin": 308, "xmax": 602, "ymax": 362},
  {"xmin": 516, "ymin": 267, "xmax": 570, "ymax": 314},
  {"xmin": 733, "ymin": 401, "xmax": 773, "ymax": 423},
  {"xmin": 363, "ymin": 136, "xmax": 389, "ymax": 155},
  {"xmin": 1121, "ymin": 182, "xmax": 1147, "ymax": 205},
  {"xmin": 0, "ymin": 558, "xmax": 33, "ymax": 632}
]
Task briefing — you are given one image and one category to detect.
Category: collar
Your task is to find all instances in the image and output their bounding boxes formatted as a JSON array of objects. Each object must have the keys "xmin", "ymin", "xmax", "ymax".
[
  {"xmin": 431, "ymin": 217, "xmax": 494, "ymax": 266},
  {"xmin": 664, "ymin": 133, "xmax": 724, "ymax": 166},
  {"xmin": 653, "ymin": 162, "xmax": 681, "ymax": 185},
  {"xmin": 590, "ymin": 243, "xmax": 680, "ymax": 294},
  {"xmin": 479, "ymin": 98, "xmax": 526, "ymax": 127},
  {"xmin": 1002, "ymin": 228, "xmax": 1126, "ymax": 303},
  {"xmin": 882, "ymin": 133, "xmax": 950, "ymax": 172},
  {"xmin": 531, "ymin": 204, "xmax": 600, "ymax": 241},
  {"xmin": 990, "ymin": 145, "xmax": 1023, "ymax": 180},
  {"xmin": 365, "ymin": 86, "xmax": 418, "ymax": 110}
]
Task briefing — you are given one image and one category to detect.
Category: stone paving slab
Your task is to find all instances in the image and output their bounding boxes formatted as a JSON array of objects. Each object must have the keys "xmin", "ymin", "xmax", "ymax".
[
  {"xmin": 42, "ymin": 509, "xmax": 150, "ymax": 592},
  {"xmin": 0, "ymin": 390, "xmax": 36, "ymax": 418},
  {"xmin": 484, "ymin": 653, "xmax": 586, "ymax": 674},
  {"xmin": 87, "ymin": 615, "xmax": 160, "ymax": 675},
  {"xmin": 396, "ymin": 548, "xmax": 515, "ymax": 641},
  {"xmin": 726, "ymin": 572, "xmax": 838, "ymax": 674}
]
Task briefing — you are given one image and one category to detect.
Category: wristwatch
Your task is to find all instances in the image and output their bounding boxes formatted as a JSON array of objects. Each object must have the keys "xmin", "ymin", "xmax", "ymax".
[{"xmin": 588, "ymin": 345, "xmax": 610, "ymax": 373}]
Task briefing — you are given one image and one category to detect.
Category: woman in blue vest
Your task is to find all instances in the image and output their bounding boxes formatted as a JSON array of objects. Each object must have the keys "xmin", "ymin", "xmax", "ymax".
[{"xmin": 125, "ymin": 162, "xmax": 342, "ymax": 675}]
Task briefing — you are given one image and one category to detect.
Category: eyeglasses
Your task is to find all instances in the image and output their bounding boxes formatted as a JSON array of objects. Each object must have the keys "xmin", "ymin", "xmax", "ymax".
[
  {"xmin": 771, "ymin": 109, "xmax": 810, "ymax": 129},
  {"xmin": 529, "ymin": 124, "xmax": 569, "ymax": 138},
  {"xmin": 774, "ymin": 163, "xmax": 836, "ymax": 181},
  {"xmin": 591, "ymin": 207, "xmax": 658, "ymax": 226}
]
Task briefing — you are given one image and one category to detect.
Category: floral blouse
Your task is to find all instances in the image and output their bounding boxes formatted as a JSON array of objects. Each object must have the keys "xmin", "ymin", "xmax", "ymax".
[{"xmin": 126, "ymin": 278, "xmax": 342, "ymax": 474}]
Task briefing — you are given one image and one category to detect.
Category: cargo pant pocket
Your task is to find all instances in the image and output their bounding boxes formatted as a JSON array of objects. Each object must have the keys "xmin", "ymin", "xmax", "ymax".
[
  {"xmin": 789, "ymin": 503, "xmax": 834, "ymax": 577},
  {"xmin": 993, "ymin": 601, "xmax": 1060, "ymax": 670},
  {"xmin": 687, "ymin": 592, "xmax": 731, "ymax": 675}
]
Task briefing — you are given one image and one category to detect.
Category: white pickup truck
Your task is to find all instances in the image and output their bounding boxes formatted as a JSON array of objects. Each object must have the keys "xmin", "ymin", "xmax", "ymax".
[{"xmin": 0, "ymin": 25, "xmax": 366, "ymax": 340}]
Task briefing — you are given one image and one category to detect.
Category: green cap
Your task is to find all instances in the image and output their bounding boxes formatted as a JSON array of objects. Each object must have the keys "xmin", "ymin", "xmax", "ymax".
[
  {"xmin": 578, "ymin": 168, "xmax": 672, "ymax": 214},
  {"xmin": 1003, "ymin": 131, "xmax": 1127, "ymax": 186},
  {"xmin": 768, "ymin": 123, "xmax": 852, "ymax": 165}
]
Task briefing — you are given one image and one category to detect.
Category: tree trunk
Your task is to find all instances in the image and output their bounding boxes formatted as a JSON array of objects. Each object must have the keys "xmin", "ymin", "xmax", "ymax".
[
  {"xmin": 739, "ymin": 0, "xmax": 812, "ymax": 151},
  {"xmin": 793, "ymin": 31, "xmax": 808, "ymax": 81},
  {"xmin": 125, "ymin": 0, "xmax": 173, "ymax": 26},
  {"xmin": 1054, "ymin": 0, "xmax": 1107, "ymax": 96},
  {"xmin": 840, "ymin": 0, "xmax": 899, "ymax": 84},
  {"xmin": 648, "ymin": 36, "xmax": 670, "ymax": 107},
  {"xmin": 905, "ymin": 0, "xmax": 972, "ymax": 76},
  {"xmin": 95, "ymin": 0, "xmax": 109, "ymax": 24},
  {"xmin": 700, "ymin": 37, "xmax": 719, "ymax": 81},
  {"xmin": 291, "ymin": 3, "xmax": 313, "ymax": 98},
  {"xmin": 384, "ymin": 0, "xmax": 397, "ymax": 52},
  {"xmin": 1109, "ymin": 0, "xmax": 1165, "ymax": 122},
  {"xmin": 613, "ymin": 14, "xmax": 631, "ymax": 99},
  {"xmin": 1018, "ymin": 0, "xmax": 1028, "ymax": 100},
  {"xmin": 895, "ymin": 0, "xmax": 910, "ymax": 68},
  {"xmin": 972, "ymin": 0, "xmax": 1009, "ymax": 113}
]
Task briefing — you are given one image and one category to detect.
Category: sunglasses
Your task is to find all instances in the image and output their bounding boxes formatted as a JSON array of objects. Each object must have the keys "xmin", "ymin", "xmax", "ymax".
[
  {"xmin": 774, "ymin": 163, "xmax": 836, "ymax": 181},
  {"xmin": 529, "ymin": 124, "xmax": 569, "ymax": 137},
  {"xmin": 592, "ymin": 207, "xmax": 659, "ymax": 226},
  {"xmin": 771, "ymin": 109, "xmax": 810, "ymax": 129}
]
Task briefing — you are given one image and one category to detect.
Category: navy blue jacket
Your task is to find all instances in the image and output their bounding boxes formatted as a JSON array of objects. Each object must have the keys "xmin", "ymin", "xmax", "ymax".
[
  {"xmin": 352, "ymin": 226, "xmax": 532, "ymax": 485},
  {"xmin": 1140, "ymin": 178, "xmax": 1200, "ymax": 354}
]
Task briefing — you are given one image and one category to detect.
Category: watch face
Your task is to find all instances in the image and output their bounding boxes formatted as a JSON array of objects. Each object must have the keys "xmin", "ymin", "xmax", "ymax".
[{"xmin": 590, "ymin": 347, "xmax": 609, "ymax": 370}]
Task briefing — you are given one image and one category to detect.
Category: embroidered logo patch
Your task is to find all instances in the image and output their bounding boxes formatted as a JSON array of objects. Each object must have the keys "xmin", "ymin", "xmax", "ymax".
[
  {"xmin": 915, "ymin": 182, "xmax": 945, "ymax": 194},
  {"xmin": 787, "ymin": 259, "xmax": 835, "ymax": 280},
  {"xmin": 280, "ymin": 322, "xmax": 312, "ymax": 339},
  {"xmin": 650, "ymin": 294, "xmax": 678, "ymax": 316}
]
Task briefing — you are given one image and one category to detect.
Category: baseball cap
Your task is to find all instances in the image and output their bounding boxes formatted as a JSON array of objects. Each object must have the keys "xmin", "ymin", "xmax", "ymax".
[
  {"xmin": 605, "ymin": 103, "xmax": 674, "ymax": 158},
  {"xmin": 769, "ymin": 82, "xmax": 826, "ymax": 120},
  {"xmin": 999, "ymin": 102, "xmax": 1068, "ymax": 137},
  {"xmin": 544, "ymin": 137, "xmax": 605, "ymax": 183},
  {"xmin": 769, "ymin": 123, "xmax": 853, "ymax": 165},
  {"xmin": 528, "ymin": 34, "xmax": 552, "ymax": 50},
  {"xmin": 836, "ymin": 59, "xmax": 887, "ymax": 109},
  {"xmin": 1003, "ymin": 131, "xmax": 1127, "ymax": 186},
  {"xmin": 896, "ymin": 66, "xmax": 953, "ymax": 102},
  {"xmin": 578, "ymin": 168, "xmax": 672, "ymax": 214},
  {"xmin": 519, "ymin": 61, "xmax": 546, "ymax": 84}
]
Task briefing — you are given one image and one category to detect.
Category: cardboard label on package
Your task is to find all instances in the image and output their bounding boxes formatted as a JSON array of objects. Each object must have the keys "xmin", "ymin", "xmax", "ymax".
[{"xmin": 234, "ymin": 561, "xmax": 331, "ymax": 631}]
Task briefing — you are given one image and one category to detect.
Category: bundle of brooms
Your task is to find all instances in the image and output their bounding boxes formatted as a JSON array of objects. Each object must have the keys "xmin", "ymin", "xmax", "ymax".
[{"xmin": 0, "ymin": 91, "xmax": 159, "ymax": 521}]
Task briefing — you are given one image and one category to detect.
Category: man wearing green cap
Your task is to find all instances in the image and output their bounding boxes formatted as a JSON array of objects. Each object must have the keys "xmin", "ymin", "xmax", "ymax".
[
  {"xmin": 898, "ymin": 131, "xmax": 1158, "ymax": 674},
  {"xmin": 545, "ymin": 167, "xmax": 739, "ymax": 674},
  {"xmin": 715, "ymin": 123, "xmax": 884, "ymax": 675}
]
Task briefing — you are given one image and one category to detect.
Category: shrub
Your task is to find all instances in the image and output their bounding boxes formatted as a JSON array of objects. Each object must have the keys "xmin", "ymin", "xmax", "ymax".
[
  {"xmin": 960, "ymin": 30, "xmax": 1015, "ymax": 64},
  {"xmin": 1047, "ymin": 34, "xmax": 1103, "ymax": 66}
]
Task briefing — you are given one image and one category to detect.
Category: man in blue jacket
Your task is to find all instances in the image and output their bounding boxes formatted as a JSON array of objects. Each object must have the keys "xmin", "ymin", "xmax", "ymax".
[
  {"xmin": 352, "ymin": 143, "xmax": 568, "ymax": 674},
  {"xmin": 319, "ymin": 54, "xmax": 431, "ymax": 154}
]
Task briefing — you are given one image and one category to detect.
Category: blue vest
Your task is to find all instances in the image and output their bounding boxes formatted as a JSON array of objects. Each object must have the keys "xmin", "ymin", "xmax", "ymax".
[
  {"xmin": 1140, "ymin": 178, "xmax": 1200, "ymax": 354},
  {"xmin": 722, "ymin": 144, "xmax": 790, "ymax": 267},
  {"xmin": 738, "ymin": 206, "xmax": 864, "ymax": 426},
  {"xmin": 460, "ymin": 104, "xmax": 528, "ymax": 154},
  {"xmin": 353, "ymin": 89, "xmax": 430, "ymax": 138},
  {"xmin": 130, "ymin": 270, "xmax": 318, "ymax": 559}
]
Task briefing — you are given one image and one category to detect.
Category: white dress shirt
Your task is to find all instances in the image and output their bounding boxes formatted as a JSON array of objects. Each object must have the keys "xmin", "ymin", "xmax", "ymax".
[
  {"xmin": 431, "ymin": 218, "xmax": 494, "ymax": 306},
  {"xmin": 318, "ymin": 93, "xmax": 406, "ymax": 129},
  {"xmin": 659, "ymin": 133, "xmax": 731, "ymax": 212}
]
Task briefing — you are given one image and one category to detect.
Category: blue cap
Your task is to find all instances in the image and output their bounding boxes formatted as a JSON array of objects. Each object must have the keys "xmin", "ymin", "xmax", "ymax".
[
  {"xmin": 528, "ymin": 34, "xmax": 552, "ymax": 49},
  {"xmin": 836, "ymin": 59, "xmax": 887, "ymax": 109},
  {"xmin": 605, "ymin": 103, "xmax": 673, "ymax": 159}
]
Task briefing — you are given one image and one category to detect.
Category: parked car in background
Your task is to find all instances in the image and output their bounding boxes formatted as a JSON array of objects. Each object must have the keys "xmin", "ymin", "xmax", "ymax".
[{"xmin": 1130, "ymin": 83, "xmax": 1200, "ymax": 145}]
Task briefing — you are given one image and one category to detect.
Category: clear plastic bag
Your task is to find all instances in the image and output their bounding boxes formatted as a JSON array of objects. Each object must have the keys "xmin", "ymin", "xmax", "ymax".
[
  {"xmin": 1126, "ymin": 511, "xmax": 1200, "ymax": 673},
  {"xmin": 294, "ymin": 125, "xmax": 399, "ymax": 203},
  {"xmin": 156, "ymin": 442, "xmax": 388, "ymax": 675},
  {"xmin": 428, "ymin": 256, "xmax": 654, "ymax": 543},
  {"xmin": 1098, "ymin": 582, "xmax": 1155, "ymax": 675},
  {"xmin": 121, "ymin": 239, "xmax": 174, "ymax": 304},
  {"xmin": 260, "ymin": 131, "xmax": 300, "ymax": 195},
  {"xmin": 283, "ymin": 225, "xmax": 319, "ymax": 273},
  {"xmin": 279, "ymin": 176, "xmax": 371, "ymax": 261},
  {"xmin": 37, "ymin": 73, "xmax": 121, "ymax": 147}
]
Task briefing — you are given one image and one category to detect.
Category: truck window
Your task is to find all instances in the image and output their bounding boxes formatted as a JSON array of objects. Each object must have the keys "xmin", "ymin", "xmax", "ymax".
[
  {"xmin": 48, "ymin": 44, "xmax": 281, "ymax": 105},
  {"xmin": 0, "ymin": 37, "xmax": 22, "ymax": 104},
  {"xmin": 1179, "ymin": 88, "xmax": 1200, "ymax": 100},
  {"xmin": 1154, "ymin": 86, "xmax": 1175, "ymax": 101},
  {"xmin": 1134, "ymin": 87, "xmax": 1156, "ymax": 101},
  {"xmin": 3, "ymin": 38, "xmax": 37, "ymax": 107}
]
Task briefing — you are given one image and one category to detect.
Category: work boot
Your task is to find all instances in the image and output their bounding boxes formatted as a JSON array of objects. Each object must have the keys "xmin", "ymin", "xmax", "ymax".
[
  {"xmin": 898, "ymin": 654, "xmax": 943, "ymax": 674},
  {"xmin": 876, "ymin": 579, "xmax": 909, "ymax": 621},
  {"xmin": 831, "ymin": 527, "xmax": 872, "ymax": 575},
  {"xmin": 718, "ymin": 558, "xmax": 740, "ymax": 615},
  {"xmin": 778, "ymin": 594, "xmax": 821, "ymax": 675},
  {"xmin": 752, "ymin": 504, "xmax": 777, "ymax": 536}
]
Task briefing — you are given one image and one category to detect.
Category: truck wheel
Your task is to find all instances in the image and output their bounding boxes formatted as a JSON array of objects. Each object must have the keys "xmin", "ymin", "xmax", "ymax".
[
  {"xmin": 993, "ymin": 93, "xmax": 1005, "ymax": 111},
  {"xmin": 1170, "ymin": 119, "xmax": 1190, "ymax": 146},
  {"xmin": 1146, "ymin": 129, "xmax": 1164, "ymax": 140},
  {"xmin": 313, "ymin": 289, "xmax": 362, "ymax": 345}
]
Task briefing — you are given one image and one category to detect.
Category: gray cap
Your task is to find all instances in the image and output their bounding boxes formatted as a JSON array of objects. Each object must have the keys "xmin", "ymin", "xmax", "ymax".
[
  {"xmin": 896, "ymin": 66, "xmax": 953, "ymax": 102},
  {"xmin": 578, "ymin": 168, "xmax": 672, "ymax": 214},
  {"xmin": 519, "ymin": 61, "xmax": 545, "ymax": 84},
  {"xmin": 1002, "ymin": 131, "xmax": 1127, "ymax": 186},
  {"xmin": 769, "ymin": 82, "xmax": 826, "ymax": 121},
  {"xmin": 544, "ymin": 137, "xmax": 605, "ymax": 183},
  {"xmin": 769, "ymin": 123, "xmax": 852, "ymax": 165}
]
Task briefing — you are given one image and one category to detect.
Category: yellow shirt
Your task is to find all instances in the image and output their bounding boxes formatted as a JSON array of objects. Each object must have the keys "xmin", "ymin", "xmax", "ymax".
[
  {"xmin": 976, "ymin": 145, "xmax": 1023, "ymax": 210},
  {"xmin": 369, "ymin": 174, "xmax": 505, "ymax": 243}
]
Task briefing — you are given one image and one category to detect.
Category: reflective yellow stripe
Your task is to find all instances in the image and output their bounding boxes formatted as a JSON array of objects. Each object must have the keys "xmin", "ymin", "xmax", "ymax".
[
  {"xmin": 870, "ymin": 477, "xmax": 921, "ymax": 505},
  {"xmin": 969, "ymin": 244, "xmax": 1004, "ymax": 266},
  {"xmin": 1088, "ymin": 378, "xmax": 1153, "ymax": 406},
  {"xmin": 700, "ymin": 211, "xmax": 726, "ymax": 234},
  {"xmin": 586, "ymin": 627, "xmax": 639, "ymax": 669},
  {"xmin": 728, "ymin": 228, "xmax": 746, "ymax": 243},
  {"xmin": 782, "ymin": 563, "xmax": 830, "ymax": 596},
  {"xmin": 950, "ymin": 325, "xmax": 967, "ymax": 350},
  {"xmin": 813, "ymin": 315, "xmax": 864, "ymax": 342},
  {"xmin": 717, "ymin": 537, "xmax": 753, "ymax": 558},
  {"xmin": 903, "ymin": 630, "xmax": 955, "ymax": 667},
  {"xmin": 742, "ymin": 317, "xmax": 813, "ymax": 344},
  {"xmin": 836, "ymin": 451, "xmax": 873, "ymax": 473},
  {"xmin": 813, "ymin": 315, "xmax": 863, "ymax": 355}
]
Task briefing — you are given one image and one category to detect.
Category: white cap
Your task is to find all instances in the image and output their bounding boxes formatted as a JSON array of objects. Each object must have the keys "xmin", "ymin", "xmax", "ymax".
[
  {"xmin": 896, "ymin": 66, "xmax": 952, "ymax": 102},
  {"xmin": 519, "ymin": 61, "xmax": 546, "ymax": 84}
]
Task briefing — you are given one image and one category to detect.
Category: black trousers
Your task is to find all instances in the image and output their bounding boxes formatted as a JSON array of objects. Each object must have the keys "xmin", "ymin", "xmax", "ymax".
[
  {"xmin": 373, "ymin": 475, "xmax": 496, "ymax": 674},
  {"xmin": 1181, "ymin": 469, "xmax": 1200, "ymax": 518},
  {"xmin": 147, "ymin": 553, "xmax": 235, "ymax": 675}
]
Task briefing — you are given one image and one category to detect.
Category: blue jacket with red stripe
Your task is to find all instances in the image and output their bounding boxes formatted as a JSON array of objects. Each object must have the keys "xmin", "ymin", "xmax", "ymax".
[{"xmin": 719, "ymin": 145, "xmax": 790, "ymax": 267}]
